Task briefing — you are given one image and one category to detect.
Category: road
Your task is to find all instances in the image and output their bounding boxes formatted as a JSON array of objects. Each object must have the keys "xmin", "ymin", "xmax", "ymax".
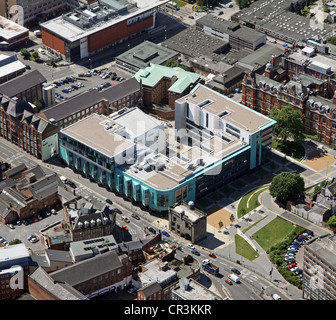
[{"xmin": 0, "ymin": 136, "xmax": 297, "ymax": 300}]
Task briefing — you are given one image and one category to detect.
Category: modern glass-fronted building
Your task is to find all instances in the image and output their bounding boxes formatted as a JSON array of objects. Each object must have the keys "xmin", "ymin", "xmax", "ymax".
[{"xmin": 60, "ymin": 85, "xmax": 275, "ymax": 213}]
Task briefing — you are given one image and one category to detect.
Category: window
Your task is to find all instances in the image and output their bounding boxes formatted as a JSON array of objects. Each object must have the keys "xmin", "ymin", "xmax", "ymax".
[{"xmin": 206, "ymin": 113, "xmax": 209, "ymax": 128}]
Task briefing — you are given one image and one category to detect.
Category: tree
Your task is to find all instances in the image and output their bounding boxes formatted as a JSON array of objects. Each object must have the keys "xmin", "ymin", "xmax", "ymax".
[
  {"xmin": 327, "ymin": 215, "xmax": 336, "ymax": 229},
  {"xmin": 165, "ymin": 58, "xmax": 179, "ymax": 68},
  {"xmin": 9, "ymin": 239, "xmax": 22, "ymax": 245},
  {"xmin": 230, "ymin": 214, "xmax": 235, "ymax": 224},
  {"xmin": 270, "ymin": 105, "xmax": 305, "ymax": 143},
  {"xmin": 218, "ymin": 220, "xmax": 223, "ymax": 229},
  {"xmin": 20, "ymin": 48, "xmax": 31, "ymax": 60},
  {"xmin": 235, "ymin": 0, "xmax": 249, "ymax": 9},
  {"xmin": 33, "ymin": 99, "xmax": 43, "ymax": 112},
  {"xmin": 48, "ymin": 59, "xmax": 56, "ymax": 67},
  {"xmin": 327, "ymin": 36, "xmax": 336, "ymax": 45},
  {"xmin": 269, "ymin": 172, "xmax": 305, "ymax": 203},
  {"xmin": 30, "ymin": 51, "xmax": 40, "ymax": 63}
]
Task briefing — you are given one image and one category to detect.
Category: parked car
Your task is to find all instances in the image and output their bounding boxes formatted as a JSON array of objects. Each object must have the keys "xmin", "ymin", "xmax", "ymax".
[
  {"xmin": 7, "ymin": 224, "xmax": 15, "ymax": 229},
  {"xmin": 287, "ymin": 262, "xmax": 297, "ymax": 268},
  {"xmin": 209, "ymin": 252, "xmax": 216, "ymax": 258},
  {"xmin": 161, "ymin": 230, "xmax": 170, "ymax": 237},
  {"xmin": 285, "ymin": 256, "xmax": 295, "ymax": 262},
  {"xmin": 30, "ymin": 237, "xmax": 39, "ymax": 243},
  {"xmin": 225, "ymin": 279, "xmax": 232, "ymax": 285},
  {"xmin": 127, "ymin": 287, "xmax": 136, "ymax": 294},
  {"xmin": 191, "ymin": 249, "xmax": 200, "ymax": 256},
  {"xmin": 27, "ymin": 234, "xmax": 35, "ymax": 241}
]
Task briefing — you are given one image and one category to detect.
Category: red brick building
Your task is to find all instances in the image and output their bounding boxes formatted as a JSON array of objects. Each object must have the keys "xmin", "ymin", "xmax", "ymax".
[
  {"xmin": 241, "ymin": 70, "xmax": 336, "ymax": 146},
  {"xmin": 40, "ymin": 0, "xmax": 166, "ymax": 62},
  {"xmin": 28, "ymin": 250, "xmax": 132, "ymax": 299},
  {"xmin": 0, "ymin": 164, "xmax": 63, "ymax": 224}
]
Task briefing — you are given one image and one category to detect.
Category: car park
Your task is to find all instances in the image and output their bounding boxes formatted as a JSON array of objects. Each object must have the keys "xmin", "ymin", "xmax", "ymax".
[
  {"xmin": 191, "ymin": 249, "xmax": 200, "ymax": 256},
  {"xmin": 162, "ymin": 230, "xmax": 170, "ymax": 237}
]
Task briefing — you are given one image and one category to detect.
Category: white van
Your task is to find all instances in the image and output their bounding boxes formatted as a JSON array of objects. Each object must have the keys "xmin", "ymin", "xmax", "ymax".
[
  {"xmin": 273, "ymin": 294, "xmax": 281, "ymax": 300},
  {"xmin": 60, "ymin": 176, "xmax": 67, "ymax": 183},
  {"xmin": 228, "ymin": 274, "xmax": 240, "ymax": 283}
]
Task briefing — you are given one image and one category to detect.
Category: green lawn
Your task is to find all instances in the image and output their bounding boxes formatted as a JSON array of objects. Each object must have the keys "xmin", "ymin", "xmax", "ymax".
[
  {"xmin": 235, "ymin": 234, "xmax": 260, "ymax": 261},
  {"xmin": 173, "ymin": 0, "xmax": 187, "ymax": 7},
  {"xmin": 237, "ymin": 185, "xmax": 269, "ymax": 218},
  {"xmin": 253, "ymin": 217, "xmax": 295, "ymax": 252}
]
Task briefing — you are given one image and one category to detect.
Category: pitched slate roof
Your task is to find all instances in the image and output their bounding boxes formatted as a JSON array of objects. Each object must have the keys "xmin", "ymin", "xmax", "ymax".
[
  {"xmin": 0, "ymin": 70, "xmax": 46, "ymax": 98},
  {"xmin": 40, "ymin": 77, "xmax": 140, "ymax": 122},
  {"xmin": 50, "ymin": 250, "xmax": 124, "ymax": 286}
]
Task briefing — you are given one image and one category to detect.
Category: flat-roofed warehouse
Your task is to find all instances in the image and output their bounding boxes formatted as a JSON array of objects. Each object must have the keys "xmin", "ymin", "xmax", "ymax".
[
  {"xmin": 40, "ymin": 0, "xmax": 170, "ymax": 62},
  {"xmin": 115, "ymin": 41, "xmax": 179, "ymax": 74},
  {"xmin": 231, "ymin": 0, "xmax": 333, "ymax": 44},
  {"xmin": 0, "ymin": 16, "xmax": 29, "ymax": 49},
  {"xmin": 196, "ymin": 13, "xmax": 266, "ymax": 51}
]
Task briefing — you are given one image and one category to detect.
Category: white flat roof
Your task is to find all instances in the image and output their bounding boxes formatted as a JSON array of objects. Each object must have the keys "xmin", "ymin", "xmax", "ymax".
[
  {"xmin": 41, "ymin": 0, "xmax": 169, "ymax": 42},
  {"xmin": 0, "ymin": 60, "xmax": 26, "ymax": 78},
  {"xmin": 0, "ymin": 16, "xmax": 28, "ymax": 40}
]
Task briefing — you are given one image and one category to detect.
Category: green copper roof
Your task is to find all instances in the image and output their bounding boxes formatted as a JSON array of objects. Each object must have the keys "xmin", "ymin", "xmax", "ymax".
[{"xmin": 133, "ymin": 64, "xmax": 200, "ymax": 94}]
